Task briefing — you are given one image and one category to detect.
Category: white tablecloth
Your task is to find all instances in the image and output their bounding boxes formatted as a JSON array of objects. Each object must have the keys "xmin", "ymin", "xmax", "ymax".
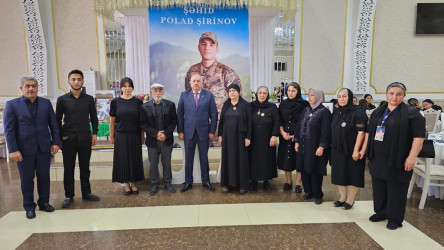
[{"xmin": 416, "ymin": 140, "xmax": 444, "ymax": 200}]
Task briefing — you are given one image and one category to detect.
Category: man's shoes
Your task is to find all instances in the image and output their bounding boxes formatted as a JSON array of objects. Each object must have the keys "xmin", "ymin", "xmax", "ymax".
[
  {"xmin": 203, "ymin": 183, "xmax": 215, "ymax": 191},
  {"xmin": 301, "ymin": 194, "xmax": 313, "ymax": 200},
  {"xmin": 295, "ymin": 185, "xmax": 303, "ymax": 193},
  {"xmin": 369, "ymin": 214, "xmax": 387, "ymax": 222},
  {"xmin": 150, "ymin": 185, "xmax": 159, "ymax": 196},
  {"xmin": 82, "ymin": 194, "xmax": 100, "ymax": 201},
  {"xmin": 164, "ymin": 184, "xmax": 176, "ymax": 193},
  {"xmin": 181, "ymin": 183, "xmax": 193, "ymax": 192},
  {"xmin": 386, "ymin": 220, "xmax": 402, "ymax": 230},
  {"xmin": 39, "ymin": 203, "xmax": 55, "ymax": 212},
  {"xmin": 62, "ymin": 197, "xmax": 74, "ymax": 208},
  {"xmin": 263, "ymin": 180, "xmax": 271, "ymax": 191},
  {"xmin": 26, "ymin": 210, "xmax": 36, "ymax": 219},
  {"xmin": 314, "ymin": 198, "xmax": 323, "ymax": 205}
]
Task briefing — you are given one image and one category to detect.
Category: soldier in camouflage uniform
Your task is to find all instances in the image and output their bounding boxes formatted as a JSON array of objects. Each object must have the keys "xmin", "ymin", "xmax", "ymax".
[{"xmin": 185, "ymin": 32, "xmax": 241, "ymax": 146}]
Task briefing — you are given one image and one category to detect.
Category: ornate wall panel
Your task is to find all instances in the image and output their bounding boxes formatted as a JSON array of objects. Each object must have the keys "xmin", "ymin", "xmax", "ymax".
[{"xmin": 20, "ymin": 0, "xmax": 47, "ymax": 95}]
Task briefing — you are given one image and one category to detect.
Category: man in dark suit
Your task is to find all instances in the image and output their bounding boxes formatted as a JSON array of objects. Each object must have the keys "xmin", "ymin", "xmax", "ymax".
[
  {"xmin": 177, "ymin": 73, "xmax": 218, "ymax": 192},
  {"xmin": 4, "ymin": 76, "xmax": 60, "ymax": 219},
  {"xmin": 140, "ymin": 83, "xmax": 177, "ymax": 195}
]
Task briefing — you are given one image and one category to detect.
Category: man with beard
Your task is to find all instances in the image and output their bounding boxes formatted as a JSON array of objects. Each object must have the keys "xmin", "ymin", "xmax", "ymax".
[{"xmin": 56, "ymin": 69, "xmax": 100, "ymax": 208}]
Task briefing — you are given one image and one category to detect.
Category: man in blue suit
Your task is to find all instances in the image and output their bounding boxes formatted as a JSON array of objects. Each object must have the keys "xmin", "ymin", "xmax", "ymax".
[
  {"xmin": 4, "ymin": 76, "xmax": 60, "ymax": 219},
  {"xmin": 177, "ymin": 73, "xmax": 218, "ymax": 192}
]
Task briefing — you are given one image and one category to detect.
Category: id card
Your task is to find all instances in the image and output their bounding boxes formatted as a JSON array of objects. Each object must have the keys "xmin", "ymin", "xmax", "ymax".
[{"xmin": 374, "ymin": 126, "xmax": 385, "ymax": 141}]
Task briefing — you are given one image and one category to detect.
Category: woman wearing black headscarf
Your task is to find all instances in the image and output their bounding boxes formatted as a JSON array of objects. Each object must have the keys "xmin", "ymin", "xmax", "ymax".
[
  {"xmin": 294, "ymin": 89, "xmax": 332, "ymax": 205},
  {"xmin": 277, "ymin": 82, "xmax": 309, "ymax": 193},
  {"xmin": 218, "ymin": 84, "xmax": 252, "ymax": 194},
  {"xmin": 249, "ymin": 86, "xmax": 279, "ymax": 191},
  {"xmin": 363, "ymin": 82, "xmax": 425, "ymax": 230},
  {"xmin": 330, "ymin": 88, "xmax": 368, "ymax": 210}
]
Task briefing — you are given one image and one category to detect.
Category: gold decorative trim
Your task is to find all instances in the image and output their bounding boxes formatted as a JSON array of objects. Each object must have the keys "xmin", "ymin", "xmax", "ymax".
[
  {"xmin": 103, "ymin": 20, "xmax": 108, "ymax": 89},
  {"xmin": 51, "ymin": 0, "xmax": 67, "ymax": 94},
  {"xmin": 369, "ymin": 10, "xmax": 378, "ymax": 94},
  {"xmin": 95, "ymin": 12, "xmax": 101, "ymax": 73}
]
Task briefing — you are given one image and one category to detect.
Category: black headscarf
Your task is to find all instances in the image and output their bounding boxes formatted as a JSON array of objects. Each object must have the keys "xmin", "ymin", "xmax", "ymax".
[
  {"xmin": 279, "ymin": 82, "xmax": 309, "ymax": 126},
  {"xmin": 251, "ymin": 87, "xmax": 273, "ymax": 109},
  {"xmin": 331, "ymin": 88, "xmax": 363, "ymax": 153},
  {"xmin": 367, "ymin": 102, "xmax": 409, "ymax": 169}
]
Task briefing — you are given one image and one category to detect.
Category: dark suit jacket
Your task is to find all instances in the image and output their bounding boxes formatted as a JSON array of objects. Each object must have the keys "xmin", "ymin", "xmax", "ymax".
[
  {"xmin": 177, "ymin": 89, "xmax": 218, "ymax": 141},
  {"xmin": 4, "ymin": 96, "xmax": 60, "ymax": 156},
  {"xmin": 140, "ymin": 99, "xmax": 177, "ymax": 147}
]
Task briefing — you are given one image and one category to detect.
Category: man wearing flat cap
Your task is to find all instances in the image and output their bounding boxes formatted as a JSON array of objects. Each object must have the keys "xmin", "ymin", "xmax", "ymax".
[
  {"xmin": 185, "ymin": 31, "xmax": 241, "ymax": 146},
  {"xmin": 140, "ymin": 83, "xmax": 177, "ymax": 195}
]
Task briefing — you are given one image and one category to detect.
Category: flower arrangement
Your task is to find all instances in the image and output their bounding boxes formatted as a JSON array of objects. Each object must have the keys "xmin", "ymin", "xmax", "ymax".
[{"xmin": 135, "ymin": 93, "xmax": 150, "ymax": 102}]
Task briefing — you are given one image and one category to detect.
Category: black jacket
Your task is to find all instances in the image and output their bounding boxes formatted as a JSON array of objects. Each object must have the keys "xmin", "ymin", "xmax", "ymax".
[{"xmin": 140, "ymin": 99, "xmax": 177, "ymax": 147}]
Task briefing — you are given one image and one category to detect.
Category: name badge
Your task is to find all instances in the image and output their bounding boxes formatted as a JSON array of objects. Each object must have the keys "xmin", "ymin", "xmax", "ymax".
[{"xmin": 374, "ymin": 126, "xmax": 385, "ymax": 141}]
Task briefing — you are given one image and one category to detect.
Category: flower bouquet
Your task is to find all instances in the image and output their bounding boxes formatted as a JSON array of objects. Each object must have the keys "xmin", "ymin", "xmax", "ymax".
[{"xmin": 135, "ymin": 93, "xmax": 150, "ymax": 102}]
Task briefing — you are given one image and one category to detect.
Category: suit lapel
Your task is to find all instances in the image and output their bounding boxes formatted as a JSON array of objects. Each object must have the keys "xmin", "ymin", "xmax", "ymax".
[
  {"xmin": 36, "ymin": 97, "xmax": 43, "ymax": 124},
  {"xmin": 149, "ymin": 100, "xmax": 156, "ymax": 117},
  {"xmin": 197, "ymin": 90, "xmax": 205, "ymax": 110},
  {"xmin": 18, "ymin": 97, "xmax": 33, "ymax": 120}
]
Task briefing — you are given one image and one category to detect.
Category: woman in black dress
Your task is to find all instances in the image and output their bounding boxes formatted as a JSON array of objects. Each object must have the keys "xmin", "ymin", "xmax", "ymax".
[
  {"xmin": 218, "ymin": 84, "xmax": 251, "ymax": 194},
  {"xmin": 364, "ymin": 94, "xmax": 376, "ymax": 110},
  {"xmin": 249, "ymin": 86, "xmax": 279, "ymax": 191},
  {"xmin": 109, "ymin": 77, "xmax": 144, "ymax": 195},
  {"xmin": 330, "ymin": 88, "xmax": 368, "ymax": 210},
  {"xmin": 294, "ymin": 88, "xmax": 331, "ymax": 204},
  {"xmin": 363, "ymin": 82, "xmax": 425, "ymax": 230},
  {"xmin": 278, "ymin": 82, "xmax": 309, "ymax": 193}
]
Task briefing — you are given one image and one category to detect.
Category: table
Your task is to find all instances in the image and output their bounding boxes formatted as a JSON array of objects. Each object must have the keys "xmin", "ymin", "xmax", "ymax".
[
  {"xmin": 89, "ymin": 123, "xmax": 110, "ymax": 137},
  {"xmin": 416, "ymin": 139, "xmax": 444, "ymax": 200}
]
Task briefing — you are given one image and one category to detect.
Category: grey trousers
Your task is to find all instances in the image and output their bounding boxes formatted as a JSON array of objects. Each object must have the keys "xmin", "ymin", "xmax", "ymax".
[{"xmin": 147, "ymin": 141, "xmax": 173, "ymax": 185}]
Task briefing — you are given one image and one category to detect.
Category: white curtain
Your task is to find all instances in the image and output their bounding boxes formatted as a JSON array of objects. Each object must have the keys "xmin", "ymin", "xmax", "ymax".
[
  {"xmin": 125, "ymin": 16, "xmax": 150, "ymax": 94},
  {"xmin": 249, "ymin": 9, "xmax": 277, "ymax": 92}
]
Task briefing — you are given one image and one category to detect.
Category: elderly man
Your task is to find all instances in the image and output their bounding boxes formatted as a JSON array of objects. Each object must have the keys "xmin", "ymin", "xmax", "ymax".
[
  {"xmin": 4, "ymin": 77, "xmax": 60, "ymax": 219},
  {"xmin": 177, "ymin": 73, "xmax": 218, "ymax": 192},
  {"xmin": 140, "ymin": 83, "xmax": 177, "ymax": 195},
  {"xmin": 185, "ymin": 32, "xmax": 241, "ymax": 145}
]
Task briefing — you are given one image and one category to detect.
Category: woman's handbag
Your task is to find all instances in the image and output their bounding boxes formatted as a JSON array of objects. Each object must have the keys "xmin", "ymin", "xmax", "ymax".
[{"xmin": 418, "ymin": 139, "xmax": 435, "ymax": 158}]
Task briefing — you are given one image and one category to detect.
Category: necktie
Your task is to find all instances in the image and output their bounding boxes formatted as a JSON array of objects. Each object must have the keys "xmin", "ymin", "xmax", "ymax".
[{"xmin": 194, "ymin": 92, "xmax": 198, "ymax": 107}]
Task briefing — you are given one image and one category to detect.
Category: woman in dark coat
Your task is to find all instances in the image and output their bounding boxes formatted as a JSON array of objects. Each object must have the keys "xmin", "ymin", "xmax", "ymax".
[
  {"xmin": 249, "ymin": 86, "xmax": 279, "ymax": 191},
  {"xmin": 294, "ymin": 88, "xmax": 331, "ymax": 204},
  {"xmin": 277, "ymin": 82, "xmax": 309, "ymax": 193},
  {"xmin": 218, "ymin": 84, "xmax": 252, "ymax": 194},
  {"xmin": 363, "ymin": 82, "xmax": 425, "ymax": 230},
  {"xmin": 330, "ymin": 88, "xmax": 368, "ymax": 210},
  {"xmin": 109, "ymin": 77, "xmax": 144, "ymax": 195}
]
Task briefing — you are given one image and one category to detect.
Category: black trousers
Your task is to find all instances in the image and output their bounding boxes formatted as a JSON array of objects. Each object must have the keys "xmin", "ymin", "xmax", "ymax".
[
  {"xmin": 62, "ymin": 137, "xmax": 92, "ymax": 198},
  {"xmin": 301, "ymin": 169, "xmax": 324, "ymax": 199},
  {"xmin": 371, "ymin": 176, "xmax": 409, "ymax": 225},
  {"xmin": 17, "ymin": 148, "xmax": 51, "ymax": 211},
  {"xmin": 147, "ymin": 141, "xmax": 173, "ymax": 185}
]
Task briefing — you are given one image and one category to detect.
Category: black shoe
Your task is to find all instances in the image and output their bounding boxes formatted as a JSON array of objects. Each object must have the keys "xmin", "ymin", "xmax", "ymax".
[
  {"xmin": 62, "ymin": 197, "xmax": 74, "ymax": 208},
  {"xmin": 283, "ymin": 182, "xmax": 293, "ymax": 191},
  {"xmin": 369, "ymin": 214, "xmax": 387, "ymax": 222},
  {"xmin": 39, "ymin": 203, "xmax": 55, "ymax": 212},
  {"xmin": 343, "ymin": 202, "xmax": 355, "ymax": 210},
  {"xmin": 164, "ymin": 184, "xmax": 176, "ymax": 193},
  {"xmin": 333, "ymin": 200, "xmax": 346, "ymax": 207},
  {"xmin": 295, "ymin": 185, "xmax": 303, "ymax": 193},
  {"xmin": 263, "ymin": 181, "xmax": 271, "ymax": 191},
  {"xmin": 203, "ymin": 183, "xmax": 216, "ymax": 191},
  {"xmin": 26, "ymin": 210, "xmax": 36, "ymax": 219},
  {"xmin": 314, "ymin": 198, "xmax": 323, "ymax": 205},
  {"xmin": 181, "ymin": 183, "xmax": 193, "ymax": 192},
  {"xmin": 387, "ymin": 220, "xmax": 402, "ymax": 230},
  {"xmin": 150, "ymin": 185, "xmax": 159, "ymax": 196},
  {"xmin": 131, "ymin": 189, "xmax": 139, "ymax": 195},
  {"xmin": 249, "ymin": 181, "xmax": 258, "ymax": 191},
  {"xmin": 301, "ymin": 194, "xmax": 313, "ymax": 200},
  {"xmin": 222, "ymin": 186, "xmax": 230, "ymax": 193},
  {"xmin": 82, "ymin": 194, "xmax": 100, "ymax": 201},
  {"xmin": 124, "ymin": 189, "xmax": 132, "ymax": 195}
]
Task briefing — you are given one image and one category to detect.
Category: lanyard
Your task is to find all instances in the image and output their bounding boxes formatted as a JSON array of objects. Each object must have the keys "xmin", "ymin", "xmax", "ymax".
[{"xmin": 380, "ymin": 107, "xmax": 396, "ymax": 127}]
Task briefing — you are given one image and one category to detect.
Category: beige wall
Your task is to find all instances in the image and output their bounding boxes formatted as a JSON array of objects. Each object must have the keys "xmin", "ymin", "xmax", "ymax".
[
  {"xmin": 0, "ymin": 1, "xmax": 28, "ymax": 96},
  {"xmin": 53, "ymin": 0, "xmax": 100, "ymax": 92},
  {"xmin": 372, "ymin": 0, "xmax": 444, "ymax": 95},
  {"xmin": 299, "ymin": 0, "xmax": 346, "ymax": 94}
]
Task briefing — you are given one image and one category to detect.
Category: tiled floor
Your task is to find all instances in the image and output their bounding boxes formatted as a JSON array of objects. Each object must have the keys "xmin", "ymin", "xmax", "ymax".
[{"xmin": 0, "ymin": 158, "xmax": 443, "ymax": 249}]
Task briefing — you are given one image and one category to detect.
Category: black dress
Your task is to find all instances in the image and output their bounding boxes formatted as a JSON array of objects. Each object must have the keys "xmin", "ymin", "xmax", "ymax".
[
  {"xmin": 249, "ymin": 102, "xmax": 279, "ymax": 181},
  {"xmin": 277, "ymin": 99, "xmax": 309, "ymax": 171},
  {"xmin": 295, "ymin": 105, "xmax": 332, "ymax": 175},
  {"xmin": 330, "ymin": 107, "xmax": 368, "ymax": 187},
  {"xmin": 110, "ymin": 97, "xmax": 144, "ymax": 183},
  {"xmin": 219, "ymin": 100, "xmax": 251, "ymax": 190}
]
